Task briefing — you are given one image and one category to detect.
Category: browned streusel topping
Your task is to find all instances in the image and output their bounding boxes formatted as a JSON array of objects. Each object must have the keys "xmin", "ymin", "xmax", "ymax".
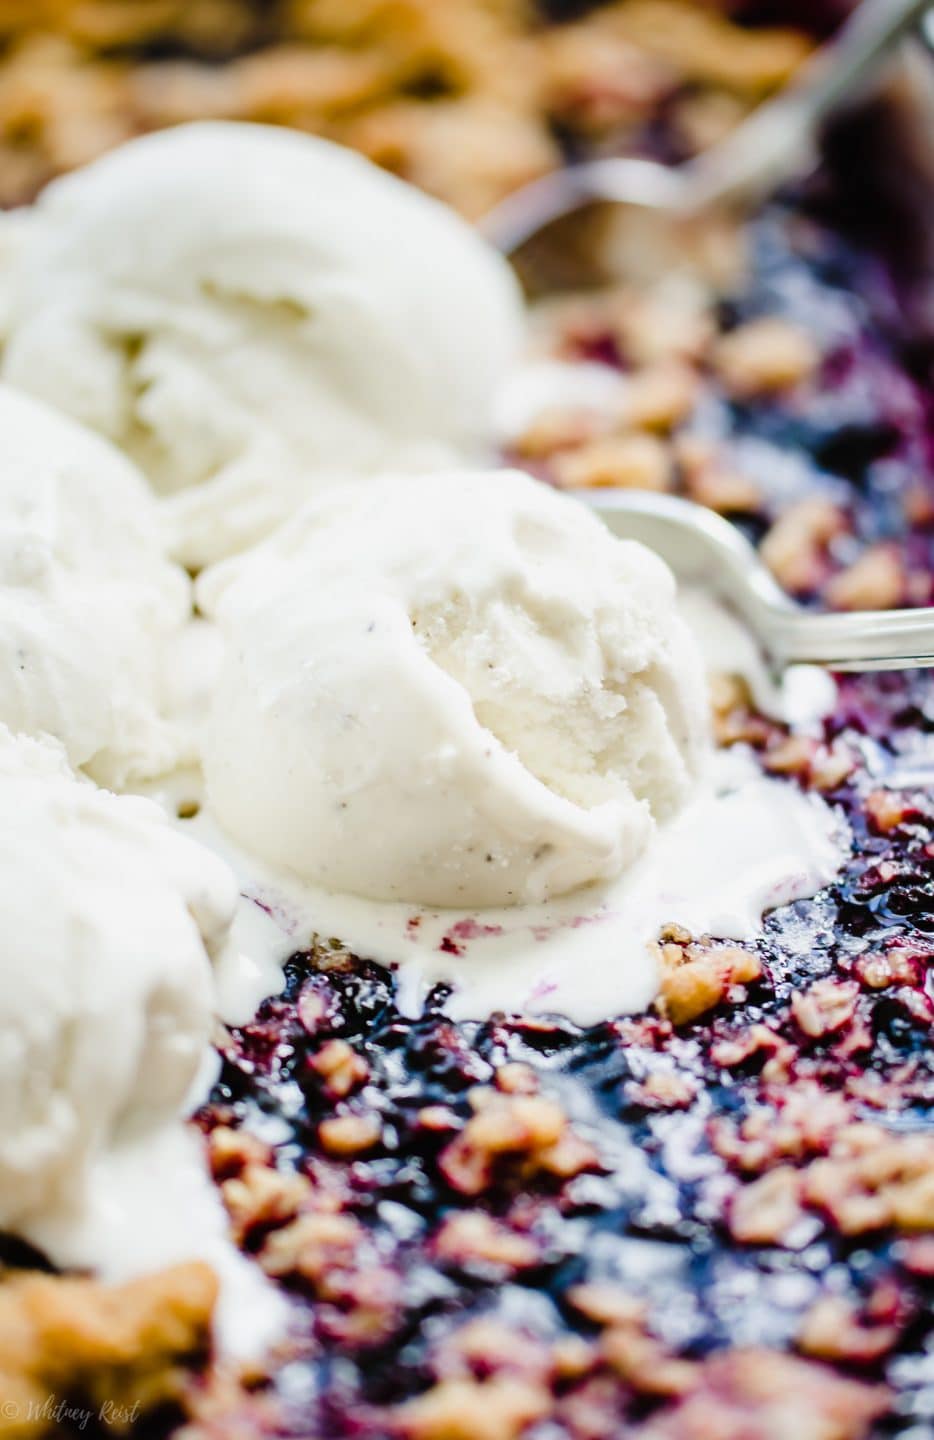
[
  {"xmin": 0, "ymin": 0, "xmax": 814, "ymax": 214},
  {"xmin": 0, "ymin": 1261, "xmax": 216, "ymax": 1435}
]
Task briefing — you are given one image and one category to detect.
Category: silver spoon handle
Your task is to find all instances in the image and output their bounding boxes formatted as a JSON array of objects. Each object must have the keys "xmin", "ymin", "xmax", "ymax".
[
  {"xmin": 684, "ymin": 0, "xmax": 933, "ymax": 212},
  {"xmin": 765, "ymin": 604, "xmax": 934, "ymax": 671}
]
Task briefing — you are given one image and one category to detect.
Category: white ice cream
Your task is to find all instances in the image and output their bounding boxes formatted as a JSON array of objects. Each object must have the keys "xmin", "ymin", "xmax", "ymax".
[
  {"xmin": 0, "ymin": 727, "xmax": 228, "ymax": 1234},
  {"xmin": 0, "ymin": 385, "xmax": 190, "ymax": 788},
  {"xmin": 198, "ymin": 468, "xmax": 708, "ymax": 907},
  {"xmin": 0, "ymin": 726, "xmax": 285, "ymax": 1357},
  {"xmin": 0, "ymin": 123, "xmax": 523, "ymax": 568}
]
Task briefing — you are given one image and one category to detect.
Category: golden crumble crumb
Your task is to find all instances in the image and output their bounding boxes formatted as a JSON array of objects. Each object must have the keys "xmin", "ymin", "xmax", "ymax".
[
  {"xmin": 0, "ymin": 1263, "xmax": 216, "ymax": 1434},
  {"xmin": 601, "ymin": 1323, "xmax": 697, "ymax": 1397},
  {"xmin": 567, "ymin": 1282, "xmax": 647, "ymax": 1328},
  {"xmin": 853, "ymin": 946, "xmax": 919, "ymax": 990},
  {"xmin": 791, "ymin": 979, "xmax": 859, "ymax": 1039},
  {"xmin": 729, "ymin": 1165, "xmax": 804, "ymax": 1244},
  {"xmin": 626, "ymin": 1070, "xmax": 698, "ymax": 1110},
  {"xmin": 390, "ymin": 1376, "xmax": 550, "ymax": 1440},
  {"xmin": 676, "ymin": 435, "xmax": 761, "ymax": 514},
  {"xmin": 494, "ymin": 1062, "xmax": 539, "ymax": 1096},
  {"xmin": 310, "ymin": 1037, "xmax": 370, "ymax": 1098},
  {"xmin": 639, "ymin": 1347, "xmax": 889, "ymax": 1440},
  {"xmin": 205, "ymin": 1124, "xmax": 271, "ymax": 1180},
  {"xmin": 220, "ymin": 1163, "xmax": 309, "ymax": 1244},
  {"xmin": 318, "ymin": 1111, "xmax": 382, "ymax": 1156},
  {"xmin": 539, "ymin": 17, "xmax": 674, "ymax": 140},
  {"xmin": 513, "ymin": 406, "xmax": 611, "ymax": 461},
  {"xmin": 260, "ymin": 1210, "xmax": 362, "ymax": 1282},
  {"xmin": 656, "ymin": 939, "xmax": 762, "ymax": 1026},
  {"xmin": 798, "ymin": 1294, "xmax": 903, "ymax": 1365},
  {"xmin": 432, "ymin": 1212, "xmax": 540, "ymax": 1273},
  {"xmin": 826, "ymin": 544, "xmax": 906, "ymax": 611},
  {"xmin": 439, "ymin": 1088, "xmax": 598, "ymax": 1196},
  {"xmin": 713, "ymin": 316, "xmax": 819, "ymax": 398},
  {"xmin": 803, "ymin": 1127, "xmax": 934, "ymax": 1235},
  {"xmin": 865, "ymin": 788, "xmax": 913, "ymax": 834},
  {"xmin": 607, "ymin": 1, "xmax": 811, "ymax": 95},
  {"xmin": 553, "ymin": 432, "xmax": 671, "ymax": 491},
  {"xmin": 611, "ymin": 279, "xmax": 716, "ymax": 366},
  {"xmin": 760, "ymin": 497, "xmax": 849, "ymax": 595},
  {"xmin": 620, "ymin": 360, "xmax": 699, "ymax": 433},
  {"xmin": 809, "ymin": 743, "xmax": 856, "ymax": 792}
]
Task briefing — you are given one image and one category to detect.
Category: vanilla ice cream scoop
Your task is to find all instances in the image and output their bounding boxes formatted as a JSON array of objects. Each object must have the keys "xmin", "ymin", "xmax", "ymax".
[
  {"xmin": 199, "ymin": 469, "xmax": 708, "ymax": 907},
  {"xmin": 0, "ymin": 123, "xmax": 523, "ymax": 568},
  {"xmin": 0, "ymin": 386, "xmax": 190, "ymax": 787},
  {"xmin": 0, "ymin": 726, "xmax": 235, "ymax": 1236}
]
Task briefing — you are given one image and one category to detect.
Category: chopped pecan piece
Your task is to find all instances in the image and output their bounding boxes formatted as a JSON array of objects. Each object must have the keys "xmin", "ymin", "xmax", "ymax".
[
  {"xmin": 791, "ymin": 980, "xmax": 860, "ymax": 1040},
  {"xmin": 553, "ymin": 432, "xmax": 672, "ymax": 492},
  {"xmin": 713, "ymin": 316, "xmax": 819, "ymax": 398},
  {"xmin": 656, "ymin": 940, "xmax": 762, "ymax": 1026},
  {"xmin": 826, "ymin": 545, "xmax": 905, "ymax": 612},
  {"xmin": 432, "ymin": 1212, "xmax": 540, "ymax": 1273},
  {"xmin": 390, "ymin": 1376, "xmax": 550, "ymax": 1440},
  {"xmin": 438, "ymin": 1090, "xmax": 597, "ymax": 1196},
  {"xmin": 729, "ymin": 1165, "xmax": 804, "ymax": 1245}
]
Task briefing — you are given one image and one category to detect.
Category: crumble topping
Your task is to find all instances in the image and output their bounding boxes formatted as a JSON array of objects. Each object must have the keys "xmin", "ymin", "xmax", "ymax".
[
  {"xmin": 0, "ymin": 1262, "xmax": 216, "ymax": 1434},
  {"xmin": 0, "ymin": 6, "xmax": 931, "ymax": 1436},
  {"xmin": 0, "ymin": 1, "xmax": 814, "ymax": 216}
]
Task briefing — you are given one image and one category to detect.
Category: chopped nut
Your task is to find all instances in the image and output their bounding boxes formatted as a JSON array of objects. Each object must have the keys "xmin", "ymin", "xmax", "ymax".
[
  {"xmin": 311, "ymin": 1038, "xmax": 369, "ymax": 1098},
  {"xmin": 621, "ymin": 360, "xmax": 699, "ymax": 432},
  {"xmin": 713, "ymin": 316, "xmax": 819, "ymax": 398},
  {"xmin": 553, "ymin": 433, "xmax": 671, "ymax": 492},
  {"xmin": 319, "ymin": 1111, "xmax": 382, "ymax": 1156},
  {"xmin": 826, "ymin": 545, "xmax": 905, "ymax": 611},
  {"xmin": 798, "ymin": 1294, "xmax": 904, "ymax": 1364},
  {"xmin": 513, "ymin": 406, "xmax": 609, "ymax": 460},
  {"xmin": 803, "ymin": 1126, "xmax": 934, "ymax": 1235},
  {"xmin": 220, "ymin": 1163, "xmax": 309, "ymax": 1244},
  {"xmin": 439, "ymin": 1089, "xmax": 597, "ymax": 1196},
  {"xmin": 760, "ymin": 498, "xmax": 849, "ymax": 595},
  {"xmin": 433, "ymin": 1212, "xmax": 539, "ymax": 1273},
  {"xmin": 626, "ymin": 1070, "xmax": 698, "ymax": 1110},
  {"xmin": 792, "ymin": 979, "xmax": 859, "ymax": 1039},
  {"xmin": 390, "ymin": 1376, "xmax": 550, "ymax": 1440},
  {"xmin": 729, "ymin": 1165, "xmax": 803, "ymax": 1244},
  {"xmin": 260, "ymin": 1210, "xmax": 362, "ymax": 1282},
  {"xmin": 601, "ymin": 1324, "xmax": 697, "ymax": 1396},
  {"xmin": 657, "ymin": 940, "xmax": 762, "ymax": 1026},
  {"xmin": 567, "ymin": 1282, "xmax": 646, "ymax": 1328},
  {"xmin": 865, "ymin": 788, "xmax": 913, "ymax": 834}
]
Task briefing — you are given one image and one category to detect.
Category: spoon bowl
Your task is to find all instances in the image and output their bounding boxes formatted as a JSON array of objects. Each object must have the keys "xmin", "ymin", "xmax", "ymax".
[{"xmin": 585, "ymin": 489, "xmax": 934, "ymax": 673}]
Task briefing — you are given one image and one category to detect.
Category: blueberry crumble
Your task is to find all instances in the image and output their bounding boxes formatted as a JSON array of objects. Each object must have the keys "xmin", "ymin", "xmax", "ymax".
[
  {"xmin": 0, "ymin": 7, "xmax": 931, "ymax": 1440},
  {"xmin": 178, "ymin": 154, "xmax": 933, "ymax": 1440}
]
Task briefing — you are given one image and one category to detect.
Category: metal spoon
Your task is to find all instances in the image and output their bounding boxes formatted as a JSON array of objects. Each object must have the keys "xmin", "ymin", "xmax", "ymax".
[
  {"xmin": 587, "ymin": 489, "xmax": 934, "ymax": 672},
  {"xmin": 483, "ymin": 0, "xmax": 931, "ymax": 258}
]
